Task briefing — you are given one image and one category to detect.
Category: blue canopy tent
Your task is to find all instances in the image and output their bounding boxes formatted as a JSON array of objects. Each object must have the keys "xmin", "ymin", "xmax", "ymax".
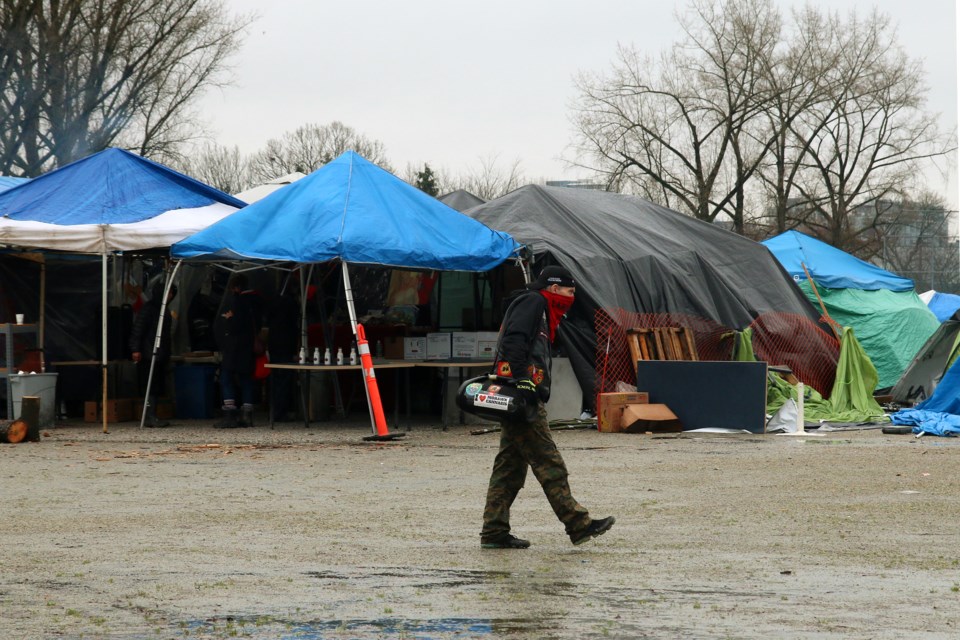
[
  {"xmin": 0, "ymin": 148, "xmax": 246, "ymax": 431},
  {"xmin": 172, "ymin": 151, "xmax": 522, "ymax": 435}
]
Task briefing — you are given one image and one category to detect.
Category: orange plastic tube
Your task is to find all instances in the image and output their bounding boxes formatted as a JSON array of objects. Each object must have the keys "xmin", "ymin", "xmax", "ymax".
[{"xmin": 357, "ymin": 323, "xmax": 391, "ymax": 437}]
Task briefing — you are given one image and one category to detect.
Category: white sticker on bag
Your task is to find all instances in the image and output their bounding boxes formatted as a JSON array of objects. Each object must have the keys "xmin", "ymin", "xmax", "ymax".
[{"xmin": 474, "ymin": 393, "xmax": 512, "ymax": 411}]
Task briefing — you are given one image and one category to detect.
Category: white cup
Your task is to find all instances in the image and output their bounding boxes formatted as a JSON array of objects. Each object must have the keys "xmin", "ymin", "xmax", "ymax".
[{"xmin": 15, "ymin": 314, "xmax": 24, "ymax": 325}]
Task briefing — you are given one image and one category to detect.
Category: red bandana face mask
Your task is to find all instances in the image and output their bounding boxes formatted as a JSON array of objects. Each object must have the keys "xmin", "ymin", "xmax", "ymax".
[{"xmin": 540, "ymin": 289, "xmax": 574, "ymax": 342}]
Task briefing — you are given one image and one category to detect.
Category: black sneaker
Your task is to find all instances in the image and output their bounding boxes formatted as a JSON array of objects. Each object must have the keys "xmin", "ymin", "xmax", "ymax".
[
  {"xmin": 570, "ymin": 516, "xmax": 616, "ymax": 546},
  {"xmin": 480, "ymin": 534, "xmax": 531, "ymax": 549}
]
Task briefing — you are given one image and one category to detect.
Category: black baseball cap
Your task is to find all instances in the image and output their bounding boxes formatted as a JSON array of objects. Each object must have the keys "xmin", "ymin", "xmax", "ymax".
[{"xmin": 527, "ymin": 265, "xmax": 576, "ymax": 290}]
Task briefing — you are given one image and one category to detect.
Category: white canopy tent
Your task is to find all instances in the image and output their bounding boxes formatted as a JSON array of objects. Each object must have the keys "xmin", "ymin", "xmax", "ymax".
[{"xmin": 0, "ymin": 148, "xmax": 245, "ymax": 431}]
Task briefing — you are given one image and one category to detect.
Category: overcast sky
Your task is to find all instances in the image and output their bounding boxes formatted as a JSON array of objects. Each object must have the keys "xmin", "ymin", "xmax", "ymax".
[{"xmin": 201, "ymin": 0, "xmax": 958, "ymax": 206}]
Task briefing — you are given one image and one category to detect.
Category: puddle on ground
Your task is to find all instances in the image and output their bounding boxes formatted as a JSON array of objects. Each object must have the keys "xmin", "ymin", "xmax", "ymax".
[
  {"xmin": 146, "ymin": 572, "xmax": 772, "ymax": 639},
  {"xmin": 178, "ymin": 615, "xmax": 493, "ymax": 639}
]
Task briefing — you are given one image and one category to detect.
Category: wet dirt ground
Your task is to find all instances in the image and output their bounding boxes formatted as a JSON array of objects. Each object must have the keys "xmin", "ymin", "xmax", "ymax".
[{"xmin": 2, "ymin": 417, "xmax": 959, "ymax": 639}]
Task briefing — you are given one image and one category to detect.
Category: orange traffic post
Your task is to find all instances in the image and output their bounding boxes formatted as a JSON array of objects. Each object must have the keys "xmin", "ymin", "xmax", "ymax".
[{"xmin": 357, "ymin": 323, "xmax": 405, "ymax": 441}]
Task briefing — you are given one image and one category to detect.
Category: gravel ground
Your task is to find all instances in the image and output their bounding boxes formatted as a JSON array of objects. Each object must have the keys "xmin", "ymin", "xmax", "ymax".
[{"xmin": 2, "ymin": 416, "xmax": 959, "ymax": 639}]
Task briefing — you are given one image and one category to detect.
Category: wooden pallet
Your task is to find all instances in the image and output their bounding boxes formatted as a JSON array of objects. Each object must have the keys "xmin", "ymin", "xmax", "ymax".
[{"xmin": 626, "ymin": 327, "xmax": 699, "ymax": 371}]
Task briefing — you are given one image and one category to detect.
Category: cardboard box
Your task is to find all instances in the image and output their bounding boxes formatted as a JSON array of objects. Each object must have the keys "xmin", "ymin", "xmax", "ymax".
[
  {"xmin": 426, "ymin": 332, "xmax": 452, "ymax": 360},
  {"xmin": 597, "ymin": 391, "xmax": 650, "ymax": 432},
  {"xmin": 403, "ymin": 337, "xmax": 426, "ymax": 360},
  {"xmin": 476, "ymin": 331, "xmax": 499, "ymax": 359},
  {"xmin": 620, "ymin": 403, "xmax": 682, "ymax": 433},
  {"xmin": 383, "ymin": 336, "xmax": 404, "ymax": 360},
  {"xmin": 452, "ymin": 332, "xmax": 478, "ymax": 359},
  {"xmin": 84, "ymin": 398, "xmax": 135, "ymax": 423}
]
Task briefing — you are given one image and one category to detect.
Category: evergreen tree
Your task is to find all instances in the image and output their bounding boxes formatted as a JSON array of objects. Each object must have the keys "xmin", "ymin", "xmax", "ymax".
[{"xmin": 415, "ymin": 164, "xmax": 439, "ymax": 196}]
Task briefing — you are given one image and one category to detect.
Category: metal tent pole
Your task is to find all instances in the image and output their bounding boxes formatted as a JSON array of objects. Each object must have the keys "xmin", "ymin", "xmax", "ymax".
[
  {"xmin": 101, "ymin": 253, "xmax": 108, "ymax": 434},
  {"xmin": 140, "ymin": 260, "xmax": 182, "ymax": 428},
  {"xmin": 341, "ymin": 261, "xmax": 401, "ymax": 441},
  {"xmin": 342, "ymin": 261, "xmax": 377, "ymax": 435}
]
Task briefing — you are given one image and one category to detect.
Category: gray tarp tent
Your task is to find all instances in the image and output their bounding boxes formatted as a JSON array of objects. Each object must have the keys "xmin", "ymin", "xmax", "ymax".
[
  {"xmin": 891, "ymin": 318, "xmax": 960, "ymax": 404},
  {"xmin": 466, "ymin": 185, "xmax": 831, "ymax": 409},
  {"xmin": 439, "ymin": 189, "xmax": 485, "ymax": 212}
]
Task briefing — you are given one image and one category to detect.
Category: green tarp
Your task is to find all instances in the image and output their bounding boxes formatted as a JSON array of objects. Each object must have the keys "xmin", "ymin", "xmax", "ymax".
[
  {"xmin": 766, "ymin": 327, "xmax": 888, "ymax": 424},
  {"xmin": 798, "ymin": 282, "xmax": 938, "ymax": 389}
]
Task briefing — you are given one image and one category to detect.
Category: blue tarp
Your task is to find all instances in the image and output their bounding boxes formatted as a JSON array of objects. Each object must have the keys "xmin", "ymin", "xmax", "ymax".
[
  {"xmin": 0, "ymin": 176, "xmax": 28, "ymax": 192},
  {"xmin": 0, "ymin": 148, "xmax": 245, "ymax": 253},
  {"xmin": 891, "ymin": 360, "xmax": 960, "ymax": 436},
  {"xmin": 172, "ymin": 151, "xmax": 520, "ymax": 271},
  {"xmin": 0, "ymin": 148, "xmax": 244, "ymax": 225},
  {"xmin": 762, "ymin": 230, "xmax": 914, "ymax": 291},
  {"xmin": 927, "ymin": 291, "xmax": 960, "ymax": 322}
]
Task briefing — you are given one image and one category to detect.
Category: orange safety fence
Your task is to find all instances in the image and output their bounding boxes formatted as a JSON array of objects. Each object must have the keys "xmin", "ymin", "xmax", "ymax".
[
  {"xmin": 594, "ymin": 308, "xmax": 840, "ymax": 407},
  {"xmin": 749, "ymin": 311, "xmax": 839, "ymax": 396}
]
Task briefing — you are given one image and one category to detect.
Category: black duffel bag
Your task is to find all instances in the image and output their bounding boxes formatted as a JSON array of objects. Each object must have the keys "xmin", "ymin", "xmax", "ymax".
[{"xmin": 456, "ymin": 374, "xmax": 537, "ymax": 423}]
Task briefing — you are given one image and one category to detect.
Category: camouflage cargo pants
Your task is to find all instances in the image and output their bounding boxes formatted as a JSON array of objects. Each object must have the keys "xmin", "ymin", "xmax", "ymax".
[{"xmin": 481, "ymin": 403, "xmax": 591, "ymax": 541}]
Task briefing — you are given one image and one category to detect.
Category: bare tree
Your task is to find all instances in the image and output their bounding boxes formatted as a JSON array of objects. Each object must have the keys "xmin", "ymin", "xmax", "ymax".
[
  {"xmin": 0, "ymin": 0, "xmax": 251, "ymax": 176},
  {"xmin": 788, "ymin": 10, "xmax": 953, "ymax": 251},
  {"xmin": 754, "ymin": 6, "xmax": 845, "ymax": 235},
  {"xmin": 401, "ymin": 154, "xmax": 525, "ymax": 200},
  {"xmin": 454, "ymin": 154, "xmax": 525, "ymax": 201},
  {"xmin": 570, "ymin": 0, "xmax": 954, "ymax": 246},
  {"xmin": 175, "ymin": 142, "xmax": 252, "ymax": 194},
  {"xmin": 0, "ymin": 1, "xmax": 42, "ymax": 174},
  {"xmin": 247, "ymin": 121, "xmax": 392, "ymax": 182},
  {"xmin": 572, "ymin": 0, "xmax": 785, "ymax": 232}
]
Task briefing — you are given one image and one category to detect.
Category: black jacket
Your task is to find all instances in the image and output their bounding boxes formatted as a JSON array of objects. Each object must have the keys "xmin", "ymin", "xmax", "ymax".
[
  {"xmin": 129, "ymin": 297, "xmax": 172, "ymax": 361},
  {"xmin": 214, "ymin": 290, "xmax": 258, "ymax": 373},
  {"xmin": 495, "ymin": 290, "xmax": 553, "ymax": 401}
]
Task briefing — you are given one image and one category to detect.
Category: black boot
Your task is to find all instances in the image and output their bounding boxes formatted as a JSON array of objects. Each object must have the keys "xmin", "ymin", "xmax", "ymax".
[
  {"xmin": 144, "ymin": 397, "xmax": 169, "ymax": 428},
  {"xmin": 570, "ymin": 516, "xmax": 616, "ymax": 546},
  {"xmin": 215, "ymin": 407, "xmax": 239, "ymax": 428},
  {"xmin": 241, "ymin": 406, "xmax": 254, "ymax": 428}
]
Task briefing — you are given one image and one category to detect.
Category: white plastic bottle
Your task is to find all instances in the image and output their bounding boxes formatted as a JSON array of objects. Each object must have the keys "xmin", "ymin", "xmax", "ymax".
[
  {"xmin": 298, "ymin": 346, "xmax": 306, "ymax": 364},
  {"xmin": 312, "ymin": 347, "xmax": 320, "ymax": 365},
  {"xmin": 323, "ymin": 347, "xmax": 331, "ymax": 365},
  {"xmin": 336, "ymin": 348, "xmax": 344, "ymax": 365},
  {"xmin": 349, "ymin": 346, "xmax": 357, "ymax": 365}
]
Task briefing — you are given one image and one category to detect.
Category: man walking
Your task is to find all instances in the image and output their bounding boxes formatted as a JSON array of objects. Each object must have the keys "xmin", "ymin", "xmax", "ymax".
[{"xmin": 481, "ymin": 265, "xmax": 615, "ymax": 549}]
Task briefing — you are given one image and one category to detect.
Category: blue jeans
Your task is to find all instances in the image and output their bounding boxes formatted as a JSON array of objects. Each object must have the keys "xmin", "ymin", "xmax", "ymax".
[{"xmin": 219, "ymin": 369, "xmax": 255, "ymax": 408}]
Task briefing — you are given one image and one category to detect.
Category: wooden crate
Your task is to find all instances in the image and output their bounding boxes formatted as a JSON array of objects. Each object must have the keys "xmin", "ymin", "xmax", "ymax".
[
  {"xmin": 626, "ymin": 327, "xmax": 699, "ymax": 372},
  {"xmin": 84, "ymin": 398, "xmax": 135, "ymax": 423}
]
